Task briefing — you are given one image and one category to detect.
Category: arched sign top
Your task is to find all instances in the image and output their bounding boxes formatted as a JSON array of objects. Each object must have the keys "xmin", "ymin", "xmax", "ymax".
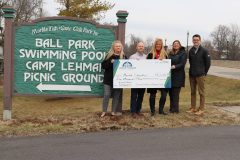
[{"xmin": 16, "ymin": 16, "xmax": 117, "ymax": 30}]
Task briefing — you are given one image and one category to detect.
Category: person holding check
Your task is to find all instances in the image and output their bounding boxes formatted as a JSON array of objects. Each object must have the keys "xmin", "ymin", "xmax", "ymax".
[
  {"xmin": 129, "ymin": 42, "xmax": 147, "ymax": 118},
  {"xmin": 168, "ymin": 40, "xmax": 187, "ymax": 113},
  {"xmin": 147, "ymin": 38, "xmax": 168, "ymax": 116},
  {"xmin": 101, "ymin": 40, "xmax": 126, "ymax": 117}
]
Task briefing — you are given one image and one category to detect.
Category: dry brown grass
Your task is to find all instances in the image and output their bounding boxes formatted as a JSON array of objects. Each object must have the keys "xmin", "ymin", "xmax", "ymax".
[
  {"xmin": 0, "ymin": 107, "xmax": 239, "ymax": 137},
  {"xmin": 211, "ymin": 60, "xmax": 240, "ymax": 69},
  {"xmin": 0, "ymin": 74, "xmax": 240, "ymax": 137}
]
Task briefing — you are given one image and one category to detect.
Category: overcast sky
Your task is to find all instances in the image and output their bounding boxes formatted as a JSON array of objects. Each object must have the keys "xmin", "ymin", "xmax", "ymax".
[{"xmin": 44, "ymin": 0, "xmax": 240, "ymax": 46}]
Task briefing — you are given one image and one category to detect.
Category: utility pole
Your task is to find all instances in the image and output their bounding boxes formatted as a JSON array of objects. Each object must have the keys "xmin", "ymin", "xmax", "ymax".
[
  {"xmin": 187, "ymin": 31, "xmax": 189, "ymax": 54},
  {"xmin": 164, "ymin": 38, "xmax": 168, "ymax": 51}
]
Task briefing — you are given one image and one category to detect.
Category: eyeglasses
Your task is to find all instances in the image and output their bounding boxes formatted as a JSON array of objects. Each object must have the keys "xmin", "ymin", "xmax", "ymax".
[{"xmin": 193, "ymin": 39, "xmax": 200, "ymax": 41}]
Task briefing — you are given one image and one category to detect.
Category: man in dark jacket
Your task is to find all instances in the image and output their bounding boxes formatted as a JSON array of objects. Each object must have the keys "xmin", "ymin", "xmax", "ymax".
[{"xmin": 187, "ymin": 34, "xmax": 211, "ymax": 115}]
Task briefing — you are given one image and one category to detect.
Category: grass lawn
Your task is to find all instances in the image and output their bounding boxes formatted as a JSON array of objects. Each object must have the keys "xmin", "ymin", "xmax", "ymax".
[
  {"xmin": 211, "ymin": 60, "xmax": 240, "ymax": 69},
  {"xmin": 0, "ymin": 74, "xmax": 240, "ymax": 137}
]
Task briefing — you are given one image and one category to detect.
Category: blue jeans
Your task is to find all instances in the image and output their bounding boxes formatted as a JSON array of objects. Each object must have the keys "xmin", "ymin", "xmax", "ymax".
[
  {"xmin": 102, "ymin": 84, "xmax": 122, "ymax": 113},
  {"xmin": 130, "ymin": 88, "xmax": 145, "ymax": 113}
]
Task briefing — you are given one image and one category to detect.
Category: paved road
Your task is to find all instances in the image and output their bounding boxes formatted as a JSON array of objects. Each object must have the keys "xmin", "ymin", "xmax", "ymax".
[
  {"xmin": 208, "ymin": 66, "xmax": 240, "ymax": 80},
  {"xmin": 186, "ymin": 61, "xmax": 240, "ymax": 80},
  {"xmin": 1, "ymin": 126, "xmax": 240, "ymax": 160}
]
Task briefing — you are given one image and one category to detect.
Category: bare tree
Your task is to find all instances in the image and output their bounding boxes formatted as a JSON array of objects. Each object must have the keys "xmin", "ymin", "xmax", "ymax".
[
  {"xmin": 202, "ymin": 40, "xmax": 214, "ymax": 51},
  {"xmin": 0, "ymin": 0, "xmax": 44, "ymax": 23},
  {"xmin": 124, "ymin": 34, "xmax": 143, "ymax": 58},
  {"xmin": 14, "ymin": 0, "xmax": 43, "ymax": 23},
  {"xmin": 228, "ymin": 24, "xmax": 240, "ymax": 60},
  {"xmin": 210, "ymin": 25, "xmax": 230, "ymax": 59},
  {"xmin": 145, "ymin": 37, "xmax": 153, "ymax": 54},
  {"xmin": 202, "ymin": 40, "xmax": 217, "ymax": 59}
]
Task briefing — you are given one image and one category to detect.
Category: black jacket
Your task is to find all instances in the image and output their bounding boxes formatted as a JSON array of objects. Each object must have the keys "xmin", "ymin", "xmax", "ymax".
[
  {"xmin": 168, "ymin": 47, "xmax": 187, "ymax": 88},
  {"xmin": 101, "ymin": 54, "xmax": 126, "ymax": 86},
  {"xmin": 189, "ymin": 45, "xmax": 211, "ymax": 77}
]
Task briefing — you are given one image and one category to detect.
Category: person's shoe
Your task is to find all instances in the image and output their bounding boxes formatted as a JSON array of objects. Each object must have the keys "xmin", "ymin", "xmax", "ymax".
[
  {"xmin": 186, "ymin": 107, "xmax": 197, "ymax": 113},
  {"xmin": 195, "ymin": 110, "xmax": 204, "ymax": 116},
  {"xmin": 137, "ymin": 112, "xmax": 144, "ymax": 117},
  {"xmin": 159, "ymin": 111, "xmax": 167, "ymax": 115},
  {"xmin": 131, "ymin": 113, "xmax": 138, "ymax": 118},
  {"xmin": 169, "ymin": 110, "xmax": 174, "ymax": 114},
  {"xmin": 111, "ymin": 112, "xmax": 116, "ymax": 116},
  {"xmin": 150, "ymin": 112, "xmax": 155, "ymax": 116},
  {"xmin": 100, "ymin": 112, "xmax": 106, "ymax": 118},
  {"xmin": 115, "ymin": 112, "xmax": 122, "ymax": 116}
]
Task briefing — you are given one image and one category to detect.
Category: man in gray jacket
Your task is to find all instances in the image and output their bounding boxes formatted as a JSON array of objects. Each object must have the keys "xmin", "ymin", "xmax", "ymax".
[{"xmin": 187, "ymin": 34, "xmax": 211, "ymax": 115}]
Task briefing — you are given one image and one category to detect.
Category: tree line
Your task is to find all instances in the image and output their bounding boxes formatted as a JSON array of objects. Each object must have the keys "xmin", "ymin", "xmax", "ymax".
[
  {"xmin": 124, "ymin": 24, "xmax": 240, "ymax": 61},
  {"xmin": 0, "ymin": 0, "xmax": 113, "ymax": 24},
  {"xmin": 206, "ymin": 24, "xmax": 240, "ymax": 60},
  {"xmin": 1, "ymin": 1, "xmax": 239, "ymax": 60}
]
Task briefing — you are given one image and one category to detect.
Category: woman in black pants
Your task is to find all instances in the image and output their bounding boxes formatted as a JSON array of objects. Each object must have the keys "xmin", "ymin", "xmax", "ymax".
[
  {"xmin": 168, "ymin": 40, "xmax": 187, "ymax": 113},
  {"xmin": 147, "ymin": 38, "xmax": 168, "ymax": 116}
]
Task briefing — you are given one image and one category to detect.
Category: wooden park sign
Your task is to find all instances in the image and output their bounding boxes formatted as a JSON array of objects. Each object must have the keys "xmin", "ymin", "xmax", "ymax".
[{"xmin": 2, "ymin": 6, "xmax": 128, "ymax": 120}]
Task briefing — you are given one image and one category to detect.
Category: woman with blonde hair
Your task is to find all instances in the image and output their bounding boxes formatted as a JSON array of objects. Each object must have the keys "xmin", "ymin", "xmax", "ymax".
[
  {"xmin": 101, "ymin": 40, "xmax": 126, "ymax": 117},
  {"xmin": 147, "ymin": 38, "xmax": 169, "ymax": 116}
]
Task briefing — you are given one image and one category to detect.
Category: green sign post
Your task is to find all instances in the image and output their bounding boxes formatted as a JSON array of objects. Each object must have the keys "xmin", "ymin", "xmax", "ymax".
[{"xmin": 14, "ymin": 18, "xmax": 115, "ymax": 96}]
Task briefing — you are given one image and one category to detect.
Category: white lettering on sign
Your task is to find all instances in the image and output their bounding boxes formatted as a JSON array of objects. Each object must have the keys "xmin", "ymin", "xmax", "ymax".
[
  {"xmin": 19, "ymin": 49, "xmax": 77, "ymax": 60},
  {"xmin": 36, "ymin": 39, "xmax": 63, "ymax": 48},
  {"xmin": 17, "ymin": 33, "xmax": 111, "ymax": 94},
  {"xmin": 83, "ymin": 27, "xmax": 93, "ymax": 34},
  {"xmin": 31, "ymin": 26, "xmax": 99, "ymax": 36},
  {"xmin": 24, "ymin": 72, "xmax": 56, "ymax": 82},
  {"xmin": 68, "ymin": 40, "xmax": 95, "ymax": 50},
  {"xmin": 26, "ymin": 61, "xmax": 55, "ymax": 71},
  {"xmin": 59, "ymin": 25, "xmax": 71, "ymax": 31},
  {"xmin": 61, "ymin": 62, "xmax": 102, "ymax": 72},
  {"xmin": 81, "ymin": 51, "xmax": 107, "ymax": 60},
  {"xmin": 62, "ymin": 74, "xmax": 103, "ymax": 83},
  {"xmin": 49, "ymin": 26, "xmax": 58, "ymax": 31},
  {"xmin": 73, "ymin": 26, "xmax": 82, "ymax": 32},
  {"xmin": 32, "ymin": 27, "xmax": 49, "ymax": 35}
]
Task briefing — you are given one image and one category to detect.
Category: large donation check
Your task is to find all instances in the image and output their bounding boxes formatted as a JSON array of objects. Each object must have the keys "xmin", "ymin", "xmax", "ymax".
[{"xmin": 113, "ymin": 59, "xmax": 171, "ymax": 88}]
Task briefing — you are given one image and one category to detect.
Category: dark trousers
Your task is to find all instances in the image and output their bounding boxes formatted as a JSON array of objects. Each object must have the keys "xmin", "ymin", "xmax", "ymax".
[
  {"xmin": 130, "ymin": 88, "xmax": 145, "ymax": 113},
  {"xmin": 149, "ymin": 89, "xmax": 168, "ymax": 113},
  {"xmin": 169, "ymin": 87, "xmax": 181, "ymax": 113}
]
